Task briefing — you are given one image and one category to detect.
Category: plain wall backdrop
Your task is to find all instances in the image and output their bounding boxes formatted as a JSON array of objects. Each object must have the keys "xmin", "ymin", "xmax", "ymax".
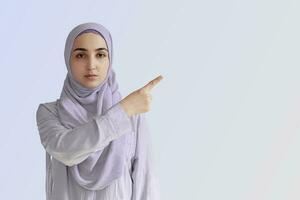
[{"xmin": 1, "ymin": 0, "xmax": 300, "ymax": 199}]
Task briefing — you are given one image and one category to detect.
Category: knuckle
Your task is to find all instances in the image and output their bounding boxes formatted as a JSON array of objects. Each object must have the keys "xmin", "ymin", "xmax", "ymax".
[{"xmin": 146, "ymin": 97, "xmax": 150, "ymax": 103}]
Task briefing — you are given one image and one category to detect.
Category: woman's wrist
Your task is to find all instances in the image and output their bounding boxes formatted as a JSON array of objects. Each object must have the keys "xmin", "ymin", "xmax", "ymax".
[{"xmin": 119, "ymin": 100, "xmax": 133, "ymax": 117}]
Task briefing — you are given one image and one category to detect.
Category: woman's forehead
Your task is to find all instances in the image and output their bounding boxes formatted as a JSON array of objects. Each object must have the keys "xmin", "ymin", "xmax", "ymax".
[{"xmin": 72, "ymin": 32, "xmax": 108, "ymax": 50}]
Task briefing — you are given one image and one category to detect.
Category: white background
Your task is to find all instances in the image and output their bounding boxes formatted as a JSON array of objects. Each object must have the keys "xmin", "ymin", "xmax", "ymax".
[{"xmin": 0, "ymin": 0, "xmax": 300, "ymax": 199}]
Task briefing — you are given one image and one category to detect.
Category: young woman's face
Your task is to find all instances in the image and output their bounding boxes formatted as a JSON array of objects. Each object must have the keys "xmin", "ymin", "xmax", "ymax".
[{"xmin": 69, "ymin": 32, "xmax": 110, "ymax": 89}]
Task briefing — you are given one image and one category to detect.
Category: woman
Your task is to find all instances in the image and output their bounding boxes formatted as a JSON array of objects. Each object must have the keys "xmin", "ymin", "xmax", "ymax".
[{"xmin": 36, "ymin": 22, "xmax": 163, "ymax": 200}]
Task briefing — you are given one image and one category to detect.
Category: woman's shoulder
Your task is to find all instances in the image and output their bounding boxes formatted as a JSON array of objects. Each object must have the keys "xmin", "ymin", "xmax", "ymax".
[{"xmin": 36, "ymin": 99, "xmax": 59, "ymax": 120}]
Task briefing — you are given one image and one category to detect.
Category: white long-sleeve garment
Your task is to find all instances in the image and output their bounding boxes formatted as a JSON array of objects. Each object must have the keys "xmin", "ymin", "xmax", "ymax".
[{"xmin": 36, "ymin": 100, "xmax": 161, "ymax": 200}]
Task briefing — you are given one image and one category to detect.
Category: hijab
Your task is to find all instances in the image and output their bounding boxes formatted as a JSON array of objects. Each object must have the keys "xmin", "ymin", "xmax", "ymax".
[{"xmin": 57, "ymin": 22, "xmax": 131, "ymax": 191}]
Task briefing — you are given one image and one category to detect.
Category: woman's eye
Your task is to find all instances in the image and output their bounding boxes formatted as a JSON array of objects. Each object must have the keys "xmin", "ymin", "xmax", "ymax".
[
  {"xmin": 97, "ymin": 53, "xmax": 107, "ymax": 58},
  {"xmin": 76, "ymin": 54, "xmax": 85, "ymax": 59}
]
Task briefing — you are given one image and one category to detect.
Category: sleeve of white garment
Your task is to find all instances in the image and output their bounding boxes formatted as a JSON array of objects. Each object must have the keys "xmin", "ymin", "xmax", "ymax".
[
  {"xmin": 36, "ymin": 102, "xmax": 132, "ymax": 167},
  {"xmin": 131, "ymin": 113, "xmax": 161, "ymax": 200}
]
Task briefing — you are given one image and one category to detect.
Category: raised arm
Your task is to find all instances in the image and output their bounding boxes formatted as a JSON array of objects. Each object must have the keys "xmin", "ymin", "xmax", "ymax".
[
  {"xmin": 131, "ymin": 113, "xmax": 161, "ymax": 200},
  {"xmin": 36, "ymin": 102, "xmax": 132, "ymax": 166}
]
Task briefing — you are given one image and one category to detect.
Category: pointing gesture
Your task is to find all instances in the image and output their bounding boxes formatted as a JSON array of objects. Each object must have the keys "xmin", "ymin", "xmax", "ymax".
[
  {"xmin": 120, "ymin": 75, "xmax": 164, "ymax": 117},
  {"xmin": 141, "ymin": 75, "xmax": 164, "ymax": 92}
]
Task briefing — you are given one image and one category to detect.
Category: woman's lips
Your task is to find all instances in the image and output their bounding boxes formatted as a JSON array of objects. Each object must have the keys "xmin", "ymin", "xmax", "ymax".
[{"xmin": 85, "ymin": 75, "xmax": 98, "ymax": 80}]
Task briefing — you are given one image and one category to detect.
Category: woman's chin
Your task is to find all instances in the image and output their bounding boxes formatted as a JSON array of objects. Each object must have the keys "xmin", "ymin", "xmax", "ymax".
[{"xmin": 82, "ymin": 80, "xmax": 103, "ymax": 89}]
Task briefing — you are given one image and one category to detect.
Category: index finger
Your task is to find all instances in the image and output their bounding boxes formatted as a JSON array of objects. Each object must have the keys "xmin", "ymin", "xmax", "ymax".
[{"xmin": 143, "ymin": 75, "xmax": 164, "ymax": 91}]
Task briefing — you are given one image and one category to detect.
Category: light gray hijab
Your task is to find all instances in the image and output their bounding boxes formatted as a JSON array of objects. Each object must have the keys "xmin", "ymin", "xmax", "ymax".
[{"xmin": 57, "ymin": 22, "xmax": 130, "ymax": 191}]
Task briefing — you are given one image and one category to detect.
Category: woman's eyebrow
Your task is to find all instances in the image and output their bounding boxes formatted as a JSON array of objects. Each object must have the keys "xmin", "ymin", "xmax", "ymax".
[{"xmin": 73, "ymin": 48, "xmax": 108, "ymax": 52}]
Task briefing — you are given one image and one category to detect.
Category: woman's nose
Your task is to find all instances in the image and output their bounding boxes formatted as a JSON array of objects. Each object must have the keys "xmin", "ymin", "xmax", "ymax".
[
  {"xmin": 87, "ymin": 65, "xmax": 96, "ymax": 70},
  {"xmin": 87, "ymin": 57, "xmax": 96, "ymax": 70}
]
